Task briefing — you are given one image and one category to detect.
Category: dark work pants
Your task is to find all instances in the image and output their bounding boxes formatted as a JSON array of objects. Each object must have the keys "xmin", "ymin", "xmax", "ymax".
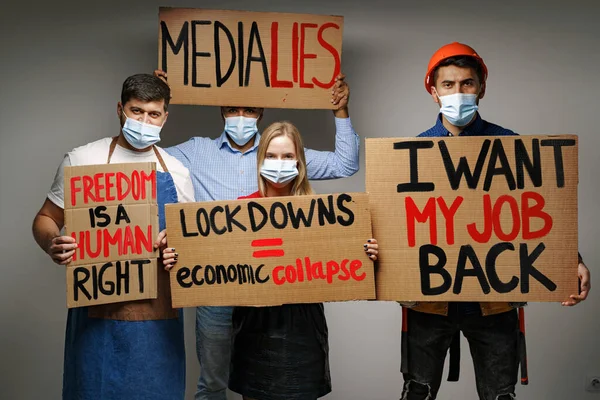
[{"xmin": 401, "ymin": 306, "xmax": 519, "ymax": 400}]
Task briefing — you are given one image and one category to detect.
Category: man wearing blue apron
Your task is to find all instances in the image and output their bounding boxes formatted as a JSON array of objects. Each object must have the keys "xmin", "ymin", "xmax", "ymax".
[{"xmin": 32, "ymin": 73, "xmax": 195, "ymax": 399}]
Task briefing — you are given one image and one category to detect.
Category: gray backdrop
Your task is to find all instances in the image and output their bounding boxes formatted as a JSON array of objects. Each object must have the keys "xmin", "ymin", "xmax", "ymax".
[{"xmin": 1, "ymin": 0, "xmax": 598, "ymax": 399}]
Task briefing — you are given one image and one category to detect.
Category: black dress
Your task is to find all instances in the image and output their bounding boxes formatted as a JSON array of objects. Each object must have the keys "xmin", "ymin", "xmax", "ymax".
[{"xmin": 228, "ymin": 303, "xmax": 331, "ymax": 400}]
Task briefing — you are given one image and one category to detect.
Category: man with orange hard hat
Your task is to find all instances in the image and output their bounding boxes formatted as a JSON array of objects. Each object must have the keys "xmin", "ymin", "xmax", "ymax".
[{"xmin": 399, "ymin": 42, "xmax": 591, "ymax": 400}]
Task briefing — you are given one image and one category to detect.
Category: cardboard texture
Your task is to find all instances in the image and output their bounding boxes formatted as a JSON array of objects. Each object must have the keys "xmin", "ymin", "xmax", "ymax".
[
  {"xmin": 366, "ymin": 135, "xmax": 578, "ymax": 302},
  {"xmin": 158, "ymin": 7, "xmax": 344, "ymax": 109},
  {"xmin": 66, "ymin": 259, "xmax": 158, "ymax": 308},
  {"xmin": 64, "ymin": 162, "xmax": 159, "ymax": 308},
  {"xmin": 165, "ymin": 193, "xmax": 375, "ymax": 307}
]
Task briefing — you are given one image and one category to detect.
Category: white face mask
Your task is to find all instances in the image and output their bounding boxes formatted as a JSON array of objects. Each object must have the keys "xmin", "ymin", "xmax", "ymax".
[
  {"xmin": 121, "ymin": 111, "xmax": 162, "ymax": 149},
  {"xmin": 260, "ymin": 159, "xmax": 299, "ymax": 184},
  {"xmin": 224, "ymin": 116, "xmax": 259, "ymax": 146},
  {"xmin": 437, "ymin": 92, "xmax": 479, "ymax": 127}
]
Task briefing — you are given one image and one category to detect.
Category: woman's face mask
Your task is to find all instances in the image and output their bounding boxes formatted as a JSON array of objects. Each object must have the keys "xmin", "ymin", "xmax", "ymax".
[{"xmin": 260, "ymin": 159, "xmax": 299, "ymax": 184}]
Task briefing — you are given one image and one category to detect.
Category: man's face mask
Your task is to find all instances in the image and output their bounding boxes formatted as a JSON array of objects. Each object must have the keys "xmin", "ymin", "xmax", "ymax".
[
  {"xmin": 121, "ymin": 111, "xmax": 162, "ymax": 149},
  {"xmin": 260, "ymin": 159, "xmax": 299, "ymax": 184},
  {"xmin": 224, "ymin": 116, "xmax": 259, "ymax": 146},
  {"xmin": 437, "ymin": 92, "xmax": 479, "ymax": 127}
]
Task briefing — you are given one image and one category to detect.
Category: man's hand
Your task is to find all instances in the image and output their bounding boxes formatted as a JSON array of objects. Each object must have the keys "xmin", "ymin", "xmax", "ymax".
[
  {"xmin": 153, "ymin": 69, "xmax": 169, "ymax": 86},
  {"xmin": 562, "ymin": 261, "xmax": 591, "ymax": 306},
  {"xmin": 47, "ymin": 236, "xmax": 77, "ymax": 265},
  {"xmin": 332, "ymin": 73, "xmax": 349, "ymax": 118},
  {"xmin": 154, "ymin": 229, "xmax": 168, "ymax": 254}
]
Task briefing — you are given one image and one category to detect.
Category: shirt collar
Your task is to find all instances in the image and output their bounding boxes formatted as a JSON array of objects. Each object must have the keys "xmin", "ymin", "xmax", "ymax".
[
  {"xmin": 433, "ymin": 112, "xmax": 484, "ymax": 136},
  {"xmin": 217, "ymin": 131, "xmax": 261, "ymax": 153}
]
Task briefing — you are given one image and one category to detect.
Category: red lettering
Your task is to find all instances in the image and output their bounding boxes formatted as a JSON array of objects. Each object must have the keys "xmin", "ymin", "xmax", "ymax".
[
  {"xmin": 326, "ymin": 260, "xmax": 340, "ymax": 284},
  {"xmin": 296, "ymin": 258, "xmax": 304, "ymax": 281},
  {"xmin": 305, "ymin": 257, "xmax": 313, "ymax": 280},
  {"xmin": 72, "ymin": 232, "xmax": 81, "ymax": 261},
  {"xmin": 467, "ymin": 194, "xmax": 493, "ymax": 243},
  {"xmin": 437, "ymin": 196, "xmax": 463, "ymax": 245},
  {"xmin": 82, "ymin": 175, "xmax": 95, "ymax": 204},
  {"xmin": 273, "ymin": 266, "xmax": 285, "ymax": 285},
  {"xmin": 338, "ymin": 259, "xmax": 350, "ymax": 281},
  {"xmin": 405, "ymin": 197, "xmax": 437, "ymax": 247},
  {"xmin": 312, "ymin": 23, "xmax": 341, "ymax": 89},
  {"xmin": 285, "ymin": 265, "xmax": 297, "ymax": 282},
  {"xmin": 270, "ymin": 22, "xmax": 293, "ymax": 88},
  {"xmin": 522, "ymin": 192, "xmax": 553, "ymax": 239},
  {"xmin": 70, "ymin": 177, "xmax": 81, "ymax": 207},
  {"xmin": 85, "ymin": 230, "xmax": 102, "ymax": 259},
  {"xmin": 122, "ymin": 226, "xmax": 135, "ymax": 255},
  {"xmin": 292, "ymin": 22, "xmax": 299, "ymax": 83},
  {"xmin": 140, "ymin": 170, "xmax": 156, "ymax": 200},
  {"xmin": 315, "ymin": 261, "xmax": 326, "ymax": 279},
  {"xmin": 299, "ymin": 23, "xmax": 317, "ymax": 88},
  {"xmin": 105, "ymin": 172, "xmax": 115, "ymax": 201},
  {"xmin": 103, "ymin": 228, "xmax": 122, "ymax": 257},
  {"xmin": 131, "ymin": 171, "xmax": 140, "ymax": 200},
  {"xmin": 492, "ymin": 195, "xmax": 520, "ymax": 241},
  {"xmin": 135, "ymin": 225, "xmax": 153, "ymax": 253},
  {"xmin": 93, "ymin": 173, "xmax": 105, "ymax": 202},
  {"xmin": 350, "ymin": 260, "xmax": 366, "ymax": 281},
  {"xmin": 116, "ymin": 172, "xmax": 131, "ymax": 200}
]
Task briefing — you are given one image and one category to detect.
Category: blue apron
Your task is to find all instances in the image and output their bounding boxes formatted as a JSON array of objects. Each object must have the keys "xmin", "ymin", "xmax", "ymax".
[{"xmin": 62, "ymin": 138, "xmax": 185, "ymax": 399}]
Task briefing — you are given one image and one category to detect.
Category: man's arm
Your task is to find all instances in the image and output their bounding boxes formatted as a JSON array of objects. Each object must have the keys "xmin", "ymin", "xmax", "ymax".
[
  {"xmin": 305, "ymin": 74, "xmax": 360, "ymax": 180},
  {"xmin": 32, "ymin": 199, "xmax": 77, "ymax": 265},
  {"xmin": 164, "ymin": 139, "xmax": 195, "ymax": 172}
]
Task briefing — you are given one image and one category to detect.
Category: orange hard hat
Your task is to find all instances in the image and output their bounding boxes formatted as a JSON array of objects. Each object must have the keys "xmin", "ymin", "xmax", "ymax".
[{"xmin": 424, "ymin": 42, "xmax": 488, "ymax": 94}]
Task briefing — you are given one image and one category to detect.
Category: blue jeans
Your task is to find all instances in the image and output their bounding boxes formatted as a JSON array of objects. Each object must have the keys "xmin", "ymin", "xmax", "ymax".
[{"xmin": 195, "ymin": 306, "xmax": 234, "ymax": 400}]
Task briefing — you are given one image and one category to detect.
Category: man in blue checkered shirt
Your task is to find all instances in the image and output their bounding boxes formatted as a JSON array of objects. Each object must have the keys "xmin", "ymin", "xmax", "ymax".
[{"xmin": 155, "ymin": 70, "xmax": 359, "ymax": 400}]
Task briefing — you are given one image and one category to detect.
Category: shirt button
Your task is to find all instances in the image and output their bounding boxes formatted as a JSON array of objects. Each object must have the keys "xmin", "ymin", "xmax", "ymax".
[{"xmin": 241, "ymin": 170, "xmax": 244, "ymax": 174}]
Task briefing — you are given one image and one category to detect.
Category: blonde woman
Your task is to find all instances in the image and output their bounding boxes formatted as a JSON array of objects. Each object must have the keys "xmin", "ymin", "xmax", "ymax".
[
  {"xmin": 229, "ymin": 121, "xmax": 377, "ymax": 400},
  {"xmin": 163, "ymin": 121, "xmax": 377, "ymax": 399}
]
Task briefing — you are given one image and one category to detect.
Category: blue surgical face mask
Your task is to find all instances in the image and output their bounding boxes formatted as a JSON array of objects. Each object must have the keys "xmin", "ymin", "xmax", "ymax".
[
  {"xmin": 121, "ymin": 111, "xmax": 162, "ymax": 149},
  {"xmin": 224, "ymin": 116, "xmax": 259, "ymax": 146},
  {"xmin": 437, "ymin": 92, "xmax": 479, "ymax": 127},
  {"xmin": 260, "ymin": 159, "xmax": 299, "ymax": 184}
]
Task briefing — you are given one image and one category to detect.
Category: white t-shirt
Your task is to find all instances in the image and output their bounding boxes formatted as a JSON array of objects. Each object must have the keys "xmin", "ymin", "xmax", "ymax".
[{"xmin": 47, "ymin": 137, "xmax": 195, "ymax": 208}]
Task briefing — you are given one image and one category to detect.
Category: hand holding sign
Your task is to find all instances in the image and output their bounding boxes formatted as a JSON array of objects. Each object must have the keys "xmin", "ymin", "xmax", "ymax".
[
  {"xmin": 331, "ymin": 73, "xmax": 349, "ymax": 115},
  {"xmin": 48, "ymin": 235, "xmax": 78, "ymax": 265},
  {"xmin": 158, "ymin": 8, "xmax": 344, "ymax": 109},
  {"xmin": 63, "ymin": 162, "xmax": 159, "ymax": 308},
  {"xmin": 165, "ymin": 193, "xmax": 375, "ymax": 307},
  {"xmin": 562, "ymin": 261, "xmax": 591, "ymax": 306},
  {"xmin": 364, "ymin": 238, "xmax": 378, "ymax": 261},
  {"xmin": 366, "ymin": 135, "xmax": 580, "ymax": 302}
]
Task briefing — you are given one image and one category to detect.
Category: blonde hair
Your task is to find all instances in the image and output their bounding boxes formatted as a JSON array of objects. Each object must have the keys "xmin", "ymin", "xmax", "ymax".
[{"xmin": 257, "ymin": 121, "xmax": 314, "ymax": 197}]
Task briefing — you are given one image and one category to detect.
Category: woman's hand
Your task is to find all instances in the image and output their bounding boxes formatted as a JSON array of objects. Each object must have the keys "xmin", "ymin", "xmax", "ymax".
[
  {"xmin": 162, "ymin": 247, "xmax": 178, "ymax": 271},
  {"xmin": 364, "ymin": 238, "xmax": 378, "ymax": 261}
]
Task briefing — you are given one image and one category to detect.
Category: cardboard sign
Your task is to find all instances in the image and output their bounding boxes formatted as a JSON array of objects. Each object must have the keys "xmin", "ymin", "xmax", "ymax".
[
  {"xmin": 158, "ymin": 7, "xmax": 343, "ymax": 109},
  {"xmin": 63, "ymin": 162, "xmax": 159, "ymax": 308},
  {"xmin": 165, "ymin": 193, "xmax": 375, "ymax": 307},
  {"xmin": 366, "ymin": 136, "xmax": 579, "ymax": 302}
]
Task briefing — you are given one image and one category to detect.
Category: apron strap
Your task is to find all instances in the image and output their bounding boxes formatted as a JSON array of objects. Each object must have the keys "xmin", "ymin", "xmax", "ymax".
[
  {"xmin": 107, "ymin": 136, "xmax": 119, "ymax": 163},
  {"xmin": 400, "ymin": 306, "xmax": 409, "ymax": 374},
  {"xmin": 518, "ymin": 307, "xmax": 529, "ymax": 385},
  {"xmin": 107, "ymin": 136, "xmax": 169, "ymax": 173},
  {"xmin": 152, "ymin": 145, "xmax": 169, "ymax": 173},
  {"xmin": 447, "ymin": 331, "xmax": 461, "ymax": 382},
  {"xmin": 90, "ymin": 136, "xmax": 177, "ymax": 321}
]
